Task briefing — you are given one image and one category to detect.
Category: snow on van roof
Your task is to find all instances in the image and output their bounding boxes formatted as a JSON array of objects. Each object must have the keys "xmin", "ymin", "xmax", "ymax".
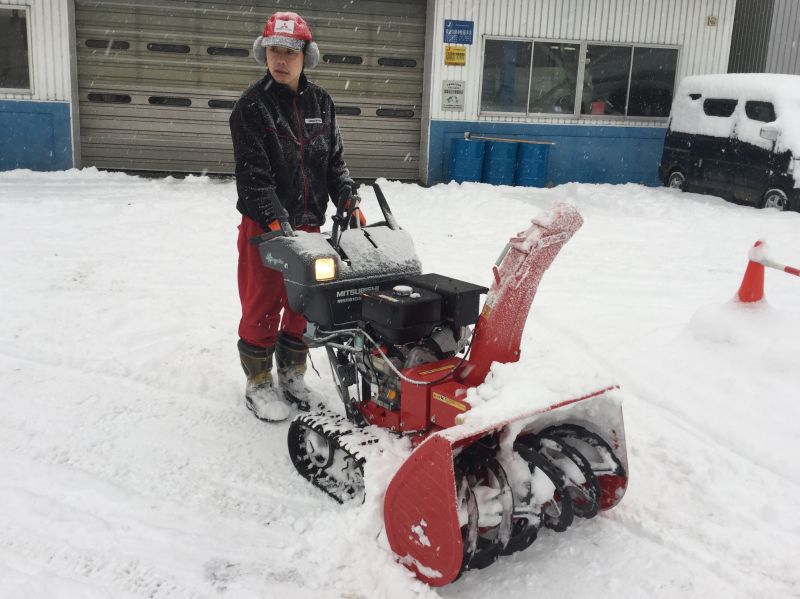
[
  {"xmin": 670, "ymin": 73, "xmax": 800, "ymax": 160},
  {"xmin": 678, "ymin": 73, "xmax": 800, "ymax": 103}
]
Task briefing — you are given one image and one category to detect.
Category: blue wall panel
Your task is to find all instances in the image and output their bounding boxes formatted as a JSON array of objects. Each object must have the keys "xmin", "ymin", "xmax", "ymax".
[
  {"xmin": 0, "ymin": 100, "xmax": 73, "ymax": 171},
  {"xmin": 428, "ymin": 120, "xmax": 667, "ymax": 186}
]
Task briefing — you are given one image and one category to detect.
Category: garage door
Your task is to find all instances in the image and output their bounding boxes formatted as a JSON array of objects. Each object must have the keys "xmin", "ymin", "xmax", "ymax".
[{"xmin": 74, "ymin": 0, "xmax": 425, "ymax": 180}]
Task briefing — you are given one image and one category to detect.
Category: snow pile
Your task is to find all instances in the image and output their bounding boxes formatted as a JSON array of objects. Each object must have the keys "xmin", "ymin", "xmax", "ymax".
[
  {"xmin": 1, "ymin": 169, "xmax": 799, "ymax": 598},
  {"xmin": 638, "ymin": 297, "xmax": 800, "ymax": 482}
]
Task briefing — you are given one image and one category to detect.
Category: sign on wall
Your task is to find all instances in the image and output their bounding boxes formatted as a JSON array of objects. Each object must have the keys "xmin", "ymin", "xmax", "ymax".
[
  {"xmin": 441, "ymin": 80, "xmax": 465, "ymax": 111},
  {"xmin": 443, "ymin": 19, "xmax": 473, "ymax": 44},
  {"xmin": 444, "ymin": 46, "xmax": 466, "ymax": 66}
]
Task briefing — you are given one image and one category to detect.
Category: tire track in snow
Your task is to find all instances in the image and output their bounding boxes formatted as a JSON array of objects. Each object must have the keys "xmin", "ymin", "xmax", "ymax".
[
  {"xmin": 0, "ymin": 455, "xmax": 321, "ymax": 598},
  {"xmin": 0, "ymin": 351, "xmax": 327, "ymax": 522},
  {"xmin": 535, "ymin": 313, "xmax": 800, "ymax": 485},
  {"xmin": 0, "ymin": 340, "xmax": 426, "ymax": 597},
  {"xmin": 526, "ymin": 316, "xmax": 800, "ymax": 596}
]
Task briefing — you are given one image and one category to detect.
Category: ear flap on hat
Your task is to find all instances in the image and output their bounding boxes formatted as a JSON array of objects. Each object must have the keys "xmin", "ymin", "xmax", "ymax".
[
  {"xmin": 252, "ymin": 36, "xmax": 267, "ymax": 66},
  {"xmin": 304, "ymin": 41, "xmax": 320, "ymax": 69}
]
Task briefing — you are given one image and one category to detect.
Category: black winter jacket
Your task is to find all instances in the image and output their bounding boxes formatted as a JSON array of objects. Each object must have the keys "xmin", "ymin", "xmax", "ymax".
[{"xmin": 230, "ymin": 72, "xmax": 354, "ymax": 230}]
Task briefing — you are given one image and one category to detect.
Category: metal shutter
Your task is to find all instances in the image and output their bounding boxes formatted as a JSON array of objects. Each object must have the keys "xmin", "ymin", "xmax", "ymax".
[{"xmin": 74, "ymin": 0, "xmax": 425, "ymax": 180}]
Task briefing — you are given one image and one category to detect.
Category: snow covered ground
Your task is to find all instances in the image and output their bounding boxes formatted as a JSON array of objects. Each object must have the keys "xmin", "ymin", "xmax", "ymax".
[{"xmin": 1, "ymin": 169, "xmax": 799, "ymax": 599}]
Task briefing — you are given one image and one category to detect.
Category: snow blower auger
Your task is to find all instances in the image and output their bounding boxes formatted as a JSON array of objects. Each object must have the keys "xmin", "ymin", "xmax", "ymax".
[{"xmin": 254, "ymin": 185, "xmax": 628, "ymax": 586}]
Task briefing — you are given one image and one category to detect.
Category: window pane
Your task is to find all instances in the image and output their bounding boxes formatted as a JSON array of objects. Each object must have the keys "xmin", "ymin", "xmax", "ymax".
[
  {"xmin": 0, "ymin": 8, "xmax": 30, "ymax": 90},
  {"xmin": 703, "ymin": 99, "xmax": 737, "ymax": 117},
  {"xmin": 628, "ymin": 47, "xmax": 677, "ymax": 117},
  {"xmin": 745, "ymin": 101, "xmax": 776, "ymax": 122},
  {"xmin": 582, "ymin": 45, "xmax": 631, "ymax": 116},
  {"xmin": 528, "ymin": 42, "xmax": 580, "ymax": 114},
  {"xmin": 480, "ymin": 39, "xmax": 532, "ymax": 113}
]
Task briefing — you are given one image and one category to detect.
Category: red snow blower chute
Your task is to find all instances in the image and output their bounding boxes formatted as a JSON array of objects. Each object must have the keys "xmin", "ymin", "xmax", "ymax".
[{"xmin": 254, "ymin": 185, "xmax": 628, "ymax": 585}]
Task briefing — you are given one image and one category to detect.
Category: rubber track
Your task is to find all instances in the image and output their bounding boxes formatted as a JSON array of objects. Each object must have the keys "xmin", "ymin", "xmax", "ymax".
[{"xmin": 288, "ymin": 410, "xmax": 381, "ymax": 503}]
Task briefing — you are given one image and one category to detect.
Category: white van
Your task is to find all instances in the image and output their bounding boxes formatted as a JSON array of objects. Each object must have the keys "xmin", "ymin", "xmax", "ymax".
[{"xmin": 659, "ymin": 73, "xmax": 800, "ymax": 211}]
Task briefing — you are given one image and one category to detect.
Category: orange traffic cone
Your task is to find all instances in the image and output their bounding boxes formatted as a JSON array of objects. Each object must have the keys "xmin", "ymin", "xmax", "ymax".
[{"xmin": 737, "ymin": 241, "xmax": 766, "ymax": 303}]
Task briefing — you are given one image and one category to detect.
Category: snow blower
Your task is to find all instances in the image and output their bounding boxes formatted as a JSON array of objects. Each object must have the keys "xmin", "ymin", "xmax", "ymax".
[{"xmin": 253, "ymin": 184, "xmax": 628, "ymax": 585}]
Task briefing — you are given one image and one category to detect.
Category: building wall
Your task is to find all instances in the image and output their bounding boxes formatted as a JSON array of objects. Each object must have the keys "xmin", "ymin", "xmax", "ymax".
[
  {"xmin": 728, "ymin": 0, "xmax": 774, "ymax": 73},
  {"xmin": 0, "ymin": 0, "xmax": 75, "ymax": 170},
  {"xmin": 727, "ymin": 0, "xmax": 800, "ymax": 76},
  {"xmin": 424, "ymin": 0, "xmax": 737, "ymax": 185},
  {"xmin": 765, "ymin": 0, "xmax": 800, "ymax": 74},
  {"xmin": 1, "ymin": 0, "xmax": 745, "ymax": 179}
]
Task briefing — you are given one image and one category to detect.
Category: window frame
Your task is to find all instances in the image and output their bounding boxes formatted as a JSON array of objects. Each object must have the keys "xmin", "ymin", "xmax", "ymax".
[
  {"xmin": 0, "ymin": 4, "xmax": 34, "ymax": 95},
  {"xmin": 478, "ymin": 36, "xmax": 680, "ymax": 122},
  {"xmin": 625, "ymin": 45, "xmax": 681, "ymax": 119},
  {"xmin": 478, "ymin": 35, "xmax": 535, "ymax": 116},
  {"xmin": 528, "ymin": 39, "xmax": 583, "ymax": 117},
  {"xmin": 580, "ymin": 42, "xmax": 634, "ymax": 119}
]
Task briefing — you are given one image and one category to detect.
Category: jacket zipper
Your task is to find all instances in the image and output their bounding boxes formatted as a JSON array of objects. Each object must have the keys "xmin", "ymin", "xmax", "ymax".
[{"xmin": 292, "ymin": 96, "xmax": 309, "ymax": 221}]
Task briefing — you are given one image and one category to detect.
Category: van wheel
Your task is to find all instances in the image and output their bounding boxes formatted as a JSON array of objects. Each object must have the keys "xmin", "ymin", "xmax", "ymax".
[
  {"xmin": 761, "ymin": 188, "xmax": 788, "ymax": 210},
  {"xmin": 667, "ymin": 170, "xmax": 686, "ymax": 191}
]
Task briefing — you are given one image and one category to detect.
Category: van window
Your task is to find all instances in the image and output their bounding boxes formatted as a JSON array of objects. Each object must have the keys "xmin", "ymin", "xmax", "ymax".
[
  {"xmin": 744, "ymin": 101, "xmax": 776, "ymax": 123},
  {"xmin": 703, "ymin": 99, "xmax": 737, "ymax": 117}
]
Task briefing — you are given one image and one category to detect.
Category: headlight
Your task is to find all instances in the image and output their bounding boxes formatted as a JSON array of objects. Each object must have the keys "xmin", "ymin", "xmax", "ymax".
[
  {"xmin": 314, "ymin": 257, "xmax": 336, "ymax": 281},
  {"xmin": 789, "ymin": 159, "xmax": 799, "ymax": 175}
]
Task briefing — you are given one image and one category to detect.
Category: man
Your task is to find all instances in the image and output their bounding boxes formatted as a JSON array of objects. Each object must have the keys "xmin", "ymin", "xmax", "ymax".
[{"xmin": 230, "ymin": 11, "xmax": 356, "ymax": 422}]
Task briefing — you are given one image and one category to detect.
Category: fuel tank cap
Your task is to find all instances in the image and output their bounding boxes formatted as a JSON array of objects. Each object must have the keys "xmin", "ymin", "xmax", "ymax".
[{"xmin": 392, "ymin": 284, "xmax": 413, "ymax": 296}]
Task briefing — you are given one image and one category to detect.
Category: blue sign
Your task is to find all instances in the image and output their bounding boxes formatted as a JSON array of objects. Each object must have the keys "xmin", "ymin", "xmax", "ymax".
[{"xmin": 444, "ymin": 20, "xmax": 473, "ymax": 45}]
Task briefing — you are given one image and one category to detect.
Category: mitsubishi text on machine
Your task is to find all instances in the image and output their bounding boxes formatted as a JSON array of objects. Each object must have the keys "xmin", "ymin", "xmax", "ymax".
[{"xmin": 336, "ymin": 285, "xmax": 379, "ymax": 304}]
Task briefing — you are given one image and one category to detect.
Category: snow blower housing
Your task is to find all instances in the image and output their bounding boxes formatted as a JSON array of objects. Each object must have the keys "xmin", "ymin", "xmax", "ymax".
[
  {"xmin": 256, "ymin": 186, "xmax": 486, "ymax": 348},
  {"xmin": 254, "ymin": 185, "xmax": 628, "ymax": 586},
  {"xmin": 258, "ymin": 225, "xmax": 425, "ymax": 328}
]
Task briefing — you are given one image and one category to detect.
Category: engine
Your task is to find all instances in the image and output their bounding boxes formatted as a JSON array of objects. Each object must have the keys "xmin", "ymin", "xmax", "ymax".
[{"xmin": 355, "ymin": 273, "xmax": 487, "ymax": 411}]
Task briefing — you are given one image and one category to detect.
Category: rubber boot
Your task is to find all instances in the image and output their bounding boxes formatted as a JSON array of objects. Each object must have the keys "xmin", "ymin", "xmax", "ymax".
[
  {"xmin": 276, "ymin": 333, "xmax": 315, "ymax": 410},
  {"xmin": 238, "ymin": 339, "xmax": 290, "ymax": 422}
]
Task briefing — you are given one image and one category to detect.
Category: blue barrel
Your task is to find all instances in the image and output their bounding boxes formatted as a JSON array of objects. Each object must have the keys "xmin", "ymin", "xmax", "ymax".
[
  {"xmin": 515, "ymin": 143, "xmax": 551, "ymax": 187},
  {"xmin": 482, "ymin": 141, "xmax": 518, "ymax": 185},
  {"xmin": 449, "ymin": 139, "xmax": 485, "ymax": 183}
]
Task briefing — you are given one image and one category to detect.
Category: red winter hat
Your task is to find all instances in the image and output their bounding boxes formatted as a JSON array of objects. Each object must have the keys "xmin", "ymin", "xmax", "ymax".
[{"xmin": 253, "ymin": 12, "xmax": 320, "ymax": 68}]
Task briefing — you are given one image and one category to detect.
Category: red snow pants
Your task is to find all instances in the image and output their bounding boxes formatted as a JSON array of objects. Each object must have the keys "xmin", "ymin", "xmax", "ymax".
[{"xmin": 237, "ymin": 215, "xmax": 320, "ymax": 348}]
